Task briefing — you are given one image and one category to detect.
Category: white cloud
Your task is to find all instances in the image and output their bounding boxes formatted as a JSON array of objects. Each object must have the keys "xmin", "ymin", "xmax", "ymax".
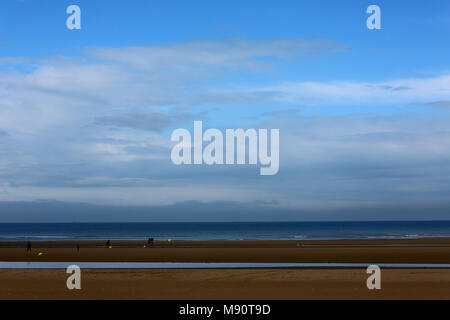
[
  {"xmin": 240, "ymin": 75, "xmax": 450, "ymax": 106},
  {"xmin": 88, "ymin": 38, "xmax": 343, "ymax": 70}
]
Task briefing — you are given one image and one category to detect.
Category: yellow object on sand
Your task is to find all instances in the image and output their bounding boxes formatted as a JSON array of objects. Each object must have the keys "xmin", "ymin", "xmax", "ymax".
[
  {"xmin": 38, "ymin": 252, "xmax": 44, "ymax": 256},
  {"xmin": 168, "ymin": 239, "xmax": 172, "ymax": 244},
  {"xmin": 109, "ymin": 246, "xmax": 112, "ymax": 249}
]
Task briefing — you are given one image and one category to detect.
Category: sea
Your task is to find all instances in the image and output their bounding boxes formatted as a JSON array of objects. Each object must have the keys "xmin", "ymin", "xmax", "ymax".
[{"xmin": 0, "ymin": 221, "xmax": 449, "ymax": 242}]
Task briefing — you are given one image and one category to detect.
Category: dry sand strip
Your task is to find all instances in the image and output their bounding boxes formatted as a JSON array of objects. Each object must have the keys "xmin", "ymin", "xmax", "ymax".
[{"xmin": 0, "ymin": 268, "xmax": 449, "ymax": 300}]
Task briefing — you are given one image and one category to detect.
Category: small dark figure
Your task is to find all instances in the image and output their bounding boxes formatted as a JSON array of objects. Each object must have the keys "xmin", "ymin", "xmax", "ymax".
[
  {"xmin": 147, "ymin": 238, "xmax": 154, "ymax": 246},
  {"xmin": 27, "ymin": 241, "xmax": 31, "ymax": 252},
  {"xmin": 106, "ymin": 240, "xmax": 110, "ymax": 247},
  {"xmin": 76, "ymin": 244, "xmax": 80, "ymax": 252}
]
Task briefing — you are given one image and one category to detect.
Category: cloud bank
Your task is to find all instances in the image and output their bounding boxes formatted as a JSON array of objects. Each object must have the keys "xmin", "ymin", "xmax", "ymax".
[{"xmin": 0, "ymin": 38, "xmax": 449, "ymax": 221}]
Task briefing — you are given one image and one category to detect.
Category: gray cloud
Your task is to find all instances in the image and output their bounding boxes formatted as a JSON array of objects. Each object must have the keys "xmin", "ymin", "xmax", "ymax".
[
  {"xmin": 421, "ymin": 101, "xmax": 450, "ymax": 108},
  {"xmin": 0, "ymin": 130, "xmax": 9, "ymax": 137},
  {"xmin": 0, "ymin": 200, "xmax": 449, "ymax": 222},
  {"xmin": 2, "ymin": 113, "xmax": 450, "ymax": 214},
  {"xmin": 95, "ymin": 112, "xmax": 174, "ymax": 132},
  {"xmin": 94, "ymin": 108, "xmax": 219, "ymax": 132},
  {"xmin": 88, "ymin": 38, "xmax": 345, "ymax": 71},
  {"xmin": 190, "ymin": 90, "xmax": 283, "ymax": 106},
  {"xmin": 261, "ymin": 109, "xmax": 301, "ymax": 118},
  {"xmin": 367, "ymin": 84, "xmax": 412, "ymax": 91}
]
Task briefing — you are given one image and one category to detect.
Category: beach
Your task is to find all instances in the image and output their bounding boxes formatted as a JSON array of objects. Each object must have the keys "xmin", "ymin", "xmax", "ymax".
[
  {"xmin": 0, "ymin": 268, "xmax": 449, "ymax": 300},
  {"xmin": 0, "ymin": 238, "xmax": 449, "ymax": 299},
  {"xmin": 1, "ymin": 238, "xmax": 450, "ymax": 263}
]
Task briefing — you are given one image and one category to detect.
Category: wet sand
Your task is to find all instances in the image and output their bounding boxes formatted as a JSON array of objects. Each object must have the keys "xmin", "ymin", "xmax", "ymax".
[
  {"xmin": 0, "ymin": 268, "xmax": 449, "ymax": 300},
  {"xmin": 1, "ymin": 238, "xmax": 450, "ymax": 263}
]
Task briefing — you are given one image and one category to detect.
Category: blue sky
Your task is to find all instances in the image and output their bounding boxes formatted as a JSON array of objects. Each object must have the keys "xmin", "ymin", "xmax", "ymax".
[{"xmin": 0, "ymin": 0, "xmax": 449, "ymax": 221}]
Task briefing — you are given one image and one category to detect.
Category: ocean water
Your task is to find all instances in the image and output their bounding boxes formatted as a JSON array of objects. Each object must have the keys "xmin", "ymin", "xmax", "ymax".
[{"xmin": 0, "ymin": 221, "xmax": 449, "ymax": 242}]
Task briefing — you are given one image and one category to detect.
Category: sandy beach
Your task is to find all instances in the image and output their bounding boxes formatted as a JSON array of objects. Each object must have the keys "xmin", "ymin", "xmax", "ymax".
[
  {"xmin": 0, "ymin": 268, "xmax": 449, "ymax": 300},
  {"xmin": 1, "ymin": 238, "xmax": 449, "ymax": 299},
  {"xmin": 1, "ymin": 238, "xmax": 450, "ymax": 263}
]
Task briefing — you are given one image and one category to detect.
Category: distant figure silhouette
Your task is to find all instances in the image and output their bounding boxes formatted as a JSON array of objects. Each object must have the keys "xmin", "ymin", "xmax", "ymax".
[
  {"xmin": 27, "ymin": 241, "xmax": 31, "ymax": 252},
  {"xmin": 106, "ymin": 240, "xmax": 110, "ymax": 247},
  {"xmin": 76, "ymin": 244, "xmax": 80, "ymax": 252},
  {"xmin": 148, "ymin": 238, "xmax": 154, "ymax": 246}
]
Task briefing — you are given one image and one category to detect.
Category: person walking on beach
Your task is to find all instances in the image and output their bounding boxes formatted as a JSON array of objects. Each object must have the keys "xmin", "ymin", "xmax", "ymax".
[
  {"xmin": 148, "ymin": 238, "xmax": 154, "ymax": 246},
  {"xmin": 26, "ymin": 241, "xmax": 31, "ymax": 252},
  {"xmin": 106, "ymin": 240, "xmax": 110, "ymax": 247},
  {"xmin": 76, "ymin": 244, "xmax": 80, "ymax": 252}
]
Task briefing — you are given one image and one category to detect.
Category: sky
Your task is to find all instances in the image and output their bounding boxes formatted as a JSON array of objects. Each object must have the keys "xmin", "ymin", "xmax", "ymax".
[{"xmin": 0, "ymin": 0, "xmax": 449, "ymax": 222}]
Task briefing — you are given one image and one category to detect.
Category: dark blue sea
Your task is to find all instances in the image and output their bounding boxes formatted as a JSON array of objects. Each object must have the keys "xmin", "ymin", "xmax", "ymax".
[{"xmin": 0, "ymin": 221, "xmax": 449, "ymax": 241}]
